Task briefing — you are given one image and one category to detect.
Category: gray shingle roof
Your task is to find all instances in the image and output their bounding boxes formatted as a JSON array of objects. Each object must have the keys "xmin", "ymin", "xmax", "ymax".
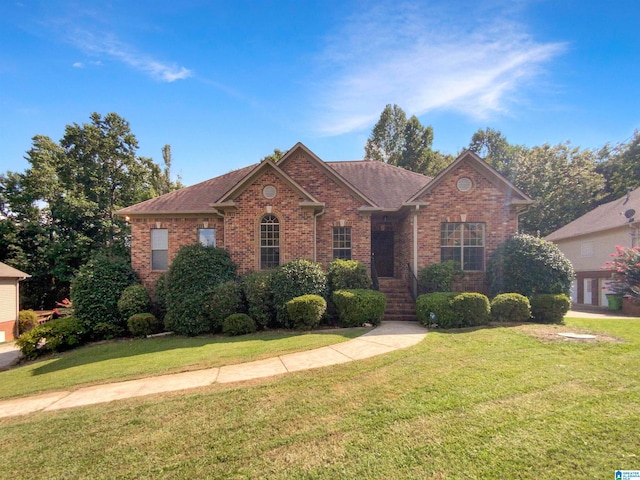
[
  {"xmin": 546, "ymin": 187, "xmax": 640, "ymax": 241},
  {"xmin": 0, "ymin": 262, "xmax": 29, "ymax": 279}
]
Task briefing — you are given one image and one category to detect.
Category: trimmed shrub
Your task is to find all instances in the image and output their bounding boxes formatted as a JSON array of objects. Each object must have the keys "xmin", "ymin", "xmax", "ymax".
[
  {"xmin": 165, "ymin": 244, "xmax": 238, "ymax": 336},
  {"xmin": 487, "ymin": 234, "xmax": 574, "ymax": 298},
  {"xmin": 332, "ymin": 289, "xmax": 386, "ymax": 327},
  {"xmin": 530, "ymin": 294, "xmax": 571, "ymax": 324},
  {"xmin": 418, "ymin": 261, "xmax": 462, "ymax": 293},
  {"xmin": 222, "ymin": 313, "xmax": 257, "ymax": 336},
  {"xmin": 18, "ymin": 310, "xmax": 39, "ymax": 335},
  {"xmin": 71, "ymin": 254, "xmax": 138, "ymax": 340},
  {"xmin": 205, "ymin": 280, "xmax": 244, "ymax": 331},
  {"xmin": 16, "ymin": 317, "xmax": 86, "ymax": 360},
  {"xmin": 241, "ymin": 271, "xmax": 275, "ymax": 330},
  {"xmin": 153, "ymin": 272, "xmax": 168, "ymax": 321},
  {"xmin": 286, "ymin": 295, "xmax": 327, "ymax": 330},
  {"xmin": 117, "ymin": 284, "xmax": 151, "ymax": 322},
  {"xmin": 416, "ymin": 292, "xmax": 458, "ymax": 328},
  {"xmin": 491, "ymin": 293, "xmax": 531, "ymax": 323},
  {"xmin": 127, "ymin": 313, "xmax": 162, "ymax": 337},
  {"xmin": 327, "ymin": 259, "xmax": 371, "ymax": 293},
  {"xmin": 450, "ymin": 293, "xmax": 491, "ymax": 327},
  {"xmin": 271, "ymin": 260, "xmax": 327, "ymax": 328}
]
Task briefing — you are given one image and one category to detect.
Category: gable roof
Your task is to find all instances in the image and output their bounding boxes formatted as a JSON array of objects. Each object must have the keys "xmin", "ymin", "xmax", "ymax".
[
  {"xmin": 406, "ymin": 150, "xmax": 534, "ymax": 206},
  {"xmin": 0, "ymin": 262, "xmax": 30, "ymax": 279},
  {"xmin": 546, "ymin": 187, "xmax": 640, "ymax": 242}
]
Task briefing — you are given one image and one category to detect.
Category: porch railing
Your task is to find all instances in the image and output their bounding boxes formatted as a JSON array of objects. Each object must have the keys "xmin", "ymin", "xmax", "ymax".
[
  {"xmin": 371, "ymin": 253, "xmax": 379, "ymax": 291},
  {"xmin": 407, "ymin": 263, "xmax": 419, "ymax": 301}
]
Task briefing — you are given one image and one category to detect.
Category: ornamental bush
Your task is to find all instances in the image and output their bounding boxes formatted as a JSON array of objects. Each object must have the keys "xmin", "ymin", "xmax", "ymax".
[
  {"xmin": 117, "ymin": 284, "xmax": 151, "ymax": 322},
  {"xmin": 530, "ymin": 294, "xmax": 571, "ymax": 324},
  {"xmin": 18, "ymin": 310, "xmax": 39, "ymax": 335},
  {"xmin": 332, "ymin": 289, "xmax": 386, "ymax": 327},
  {"xmin": 71, "ymin": 254, "xmax": 138, "ymax": 340},
  {"xmin": 418, "ymin": 261, "xmax": 462, "ymax": 293},
  {"xmin": 16, "ymin": 317, "xmax": 86, "ymax": 360},
  {"xmin": 286, "ymin": 295, "xmax": 327, "ymax": 330},
  {"xmin": 416, "ymin": 292, "xmax": 458, "ymax": 328},
  {"xmin": 491, "ymin": 293, "xmax": 531, "ymax": 323},
  {"xmin": 204, "ymin": 280, "xmax": 244, "ymax": 332},
  {"xmin": 241, "ymin": 271, "xmax": 275, "ymax": 329},
  {"xmin": 271, "ymin": 260, "xmax": 327, "ymax": 328},
  {"xmin": 327, "ymin": 259, "xmax": 371, "ymax": 294},
  {"xmin": 127, "ymin": 313, "xmax": 162, "ymax": 337},
  {"xmin": 450, "ymin": 293, "xmax": 491, "ymax": 327},
  {"xmin": 602, "ymin": 245, "xmax": 640, "ymax": 299},
  {"xmin": 487, "ymin": 234, "xmax": 574, "ymax": 298},
  {"xmin": 164, "ymin": 244, "xmax": 237, "ymax": 336},
  {"xmin": 153, "ymin": 272, "xmax": 168, "ymax": 321},
  {"xmin": 222, "ymin": 313, "xmax": 257, "ymax": 336}
]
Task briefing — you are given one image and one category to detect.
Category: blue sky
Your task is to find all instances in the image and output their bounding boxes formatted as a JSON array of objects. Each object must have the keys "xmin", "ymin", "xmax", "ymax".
[{"xmin": 1, "ymin": 0, "xmax": 638, "ymax": 186}]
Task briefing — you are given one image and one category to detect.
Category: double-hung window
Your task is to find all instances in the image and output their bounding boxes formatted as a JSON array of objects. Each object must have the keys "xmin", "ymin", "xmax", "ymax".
[
  {"xmin": 332, "ymin": 226, "xmax": 352, "ymax": 260},
  {"xmin": 151, "ymin": 229, "xmax": 169, "ymax": 271},
  {"xmin": 198, "ymin": 228, "xmax": 216, "ymax": 247},
  {"xmin": 440, "ymin": 223, "xmax": 485, "ymax": 271},
  {"xmin": 260, "ymin": 214, "xmax": 280, "ymax": 269}
]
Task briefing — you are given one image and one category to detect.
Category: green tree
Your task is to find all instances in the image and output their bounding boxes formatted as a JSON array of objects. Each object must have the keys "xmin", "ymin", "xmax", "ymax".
[
  {"xmin": 468, "ymin": 127, "xmax": 524, "ymax": 181},
  {"xmin": 596, "ymin": 130, "xmax": 640, "ymax": 202},
  {"xmin": 0, "ymin": 112, "xmax": 178, "ymax": 308},
  {"xmin": 364, "ymin": 104, "xmax": 451, "ymax": 176},
  {"xmin": 261, "ymin": 148, "xmax": 286, "ymax": 163}
]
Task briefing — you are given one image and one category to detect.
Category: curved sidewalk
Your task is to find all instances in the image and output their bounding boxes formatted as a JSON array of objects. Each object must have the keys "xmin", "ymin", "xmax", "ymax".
[{"xmin": 0, "ymin": 321, "xmax": 427, "ymax": 419}]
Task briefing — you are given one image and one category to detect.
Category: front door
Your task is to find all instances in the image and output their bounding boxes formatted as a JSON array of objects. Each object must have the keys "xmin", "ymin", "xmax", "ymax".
[{"xmin": 372, "ymin": 231, "xmax": 394, "ymax": 277}]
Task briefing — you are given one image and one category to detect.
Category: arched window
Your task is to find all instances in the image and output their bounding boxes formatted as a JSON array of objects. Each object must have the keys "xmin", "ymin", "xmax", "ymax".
[{"xmin": 260, "ymin": 214, "xmax": 280, "ymax": 269}]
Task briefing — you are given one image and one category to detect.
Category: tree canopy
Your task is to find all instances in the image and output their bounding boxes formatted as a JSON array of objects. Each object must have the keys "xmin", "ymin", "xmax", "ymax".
[{"xmin": 0, "ymin": 112, "xmax": 180, "ymax": 308}]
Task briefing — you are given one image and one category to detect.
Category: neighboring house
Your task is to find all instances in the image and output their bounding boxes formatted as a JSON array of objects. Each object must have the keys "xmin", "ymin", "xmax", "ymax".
[
  {"xmin": 546, "ymin": 187, "xmax": 640, "ymax": 307},
  {"xmin": 0, "ymin": 262, "xmax": 30, "ymax": 342},
  {"xmin": 117, "ymin": 143, "xmax": 533, "ymax": 298}
]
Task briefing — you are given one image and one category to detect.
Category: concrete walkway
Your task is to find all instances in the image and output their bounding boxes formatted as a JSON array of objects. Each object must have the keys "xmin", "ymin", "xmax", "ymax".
[{"xmin": 0, "ymin": 321, "xmax": 427, "ymax": 419}]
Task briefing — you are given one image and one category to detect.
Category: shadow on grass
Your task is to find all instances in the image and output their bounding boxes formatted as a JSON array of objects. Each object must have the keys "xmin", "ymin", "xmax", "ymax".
[{"xmin": 28, "ymin": 328, "xmax": 363, "ymax": 377}]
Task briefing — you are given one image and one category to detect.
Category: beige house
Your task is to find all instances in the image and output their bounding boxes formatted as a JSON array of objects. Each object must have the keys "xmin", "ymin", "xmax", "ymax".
[
  {"xmin": 545, "ymin": 187, "xmax": 640, "ymax": 307},
  {"xmin": 0, "ymin": 262, "xmax": 30, "ymax": 342}
]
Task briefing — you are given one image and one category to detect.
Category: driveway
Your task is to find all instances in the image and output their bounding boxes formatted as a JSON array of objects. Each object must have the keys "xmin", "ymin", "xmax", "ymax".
[{"xmin": 0, "ymin": 342, "xmax": 21, "ymax": 370}]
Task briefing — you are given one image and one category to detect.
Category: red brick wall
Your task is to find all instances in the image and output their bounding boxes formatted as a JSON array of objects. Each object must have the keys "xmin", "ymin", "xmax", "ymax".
[
  {"xmin": 131, "ymin": 215, "xmax": 224, "ymax": 292},
  {"xmin": 281, "ymin": 153, "xmax": 371, "ymax": 269},
  {"xmin": 413, "ymin": 160, "xmax": 520, "ymax": 294}
]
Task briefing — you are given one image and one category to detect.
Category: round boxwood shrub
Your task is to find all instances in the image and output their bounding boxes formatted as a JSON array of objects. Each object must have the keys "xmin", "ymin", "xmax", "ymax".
[
  {"xmin": 153, "ymin": 272, "xmax": 168, "ymax": 321},
  {"xmin": 286, "ymin": 294, "xmax": 327, "ymax": 330},
  {"xmin": 487, "ymin": 234, "xmax": 574, "ymax": 298},
  {"xmin": 241, "ymin": 271, "xmax": 275, "ymax": 330},
  {"xmin": 416, "ymin": 292, "xmax": 458, "ymax": 328},
  {"xmin": 270, "ymin": 260, "xmax": 327, "ymax": 328},
  {"xmin": 491, "ymin": 293, "xmax": 531, "ymax": 323},
  {"xmin": 418, "ymin": 260, "xmax": 462, "ymax": 293},
  {"xmin": 16, "ymin": 317, "xmax": 86, "ymax": 360},
  {"xmin": 450, "ymin": 292, "xmax": 490, "ymax": 327},
  {"xmin": 71, "ymin": 254, "xmax": 138, "ymax": 340},
  {"xmin": 205, "ymin": 280, "xmax": 244, "ymax": 331},
  {"xmin": 127, "ymin": 313, "xmax": 162, "ymax": 337},
  {"xmin": 164, "ymin": 244, "xmax": 237, "ymax": 336},
  {"xmin": 118, "ymin": 284, "xmax": 151, "ymax": 323},
  {"xmin": 222, "ymin": 313, "xmax": 257, "ymax": 336},
  {"xmin": 327, "ymin": 259, "xmax": 371, "ymax": 294},
  {"xmin": 18, "ymin": 310, "xmax": 39, "ymax": 335},
  {"xmin": 332, "ymin": 289, "xmax": 386, "ymax": 327},
  {"xmin": 530, "ymin": 294, "xmax": 571, "ymax": 324}
]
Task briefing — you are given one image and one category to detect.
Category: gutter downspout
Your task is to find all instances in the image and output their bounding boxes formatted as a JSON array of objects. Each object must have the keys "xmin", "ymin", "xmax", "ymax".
[
  {"xmin": 413, "ymin": 205, "xmax": 419, "ymax": 298},
  {"xmin": 313, "ymin": 208, "xmax": 325, "ymax": 262}
]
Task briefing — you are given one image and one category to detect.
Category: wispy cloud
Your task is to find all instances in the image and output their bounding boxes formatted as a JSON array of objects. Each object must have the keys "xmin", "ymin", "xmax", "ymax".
[
  {"xmin": 70, "ymin": 30, "xmax": 192, "ymax": 82},
  {"xmin": 313, "ymin": 1, "xmax": 566, "ymax": 135}
]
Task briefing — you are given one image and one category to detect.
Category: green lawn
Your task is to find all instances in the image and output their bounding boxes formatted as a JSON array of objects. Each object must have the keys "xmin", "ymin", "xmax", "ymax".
[
  {"xmin": 1, "ymin": 317, "xmax": 639, "ymax": 479},
  {"xmin": 0, "ymin": 328, "xmax": 366, "ymax": 400}
]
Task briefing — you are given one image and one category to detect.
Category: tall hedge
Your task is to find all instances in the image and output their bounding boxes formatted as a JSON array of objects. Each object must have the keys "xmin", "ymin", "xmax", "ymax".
[
  {"xmin": 117, "ymin": 284, "xmax": 152, "ymax": 322},
  {"xmin": 164, "ymin": 244, "xmax": 237, "ymax": 336},
  {"xmin": 327, "ymin": 259, "xmax": 371, "ymax": 294},
  {"xmin": 204, "ymin": 280, "xmax": 244, "ymax": 332},
  {"xmin": 487, "ymin": 234, "xmax": 574, "ymax": 298},
  {"xmin": 71, "ymin": 254, "xmax": 138, "ymax": 338},
  {"xmin": 270, "ymin": 259, "xmax": 327, "ymax": 328},
  {"xmin": 241, "ymin": 271, "xmax": 275, "ymax": 329}
]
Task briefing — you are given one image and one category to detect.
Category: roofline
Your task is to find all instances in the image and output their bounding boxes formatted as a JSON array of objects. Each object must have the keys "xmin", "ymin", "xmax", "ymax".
[
  {"xmin": 278, "ymin": 143, "xmax": 379, "ymax": 208},
  {"xmin": 546, "ymin": 221, "xmax": 640, "ymax": 242}
]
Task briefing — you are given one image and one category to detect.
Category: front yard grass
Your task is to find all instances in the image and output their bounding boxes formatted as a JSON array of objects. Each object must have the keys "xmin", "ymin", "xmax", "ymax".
[
  {"xmin": 1, "ymin": 317, "xmax": 639, "ymax": 479},
  {"xmin": 0, "ymin": 328, "xmax": 366, "ymax": 400}
]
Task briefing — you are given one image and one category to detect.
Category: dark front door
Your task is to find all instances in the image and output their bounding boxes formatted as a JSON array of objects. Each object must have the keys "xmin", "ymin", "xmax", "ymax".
[{"xmin": 372, "ymin": 231, "xmax": 394, "ymax": 277}]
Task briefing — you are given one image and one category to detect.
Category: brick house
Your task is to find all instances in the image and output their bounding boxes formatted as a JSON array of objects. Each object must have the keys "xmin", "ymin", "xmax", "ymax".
[{"xmin": 116, "ymin": 143, "xmax": 533, "ymax": 298}]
